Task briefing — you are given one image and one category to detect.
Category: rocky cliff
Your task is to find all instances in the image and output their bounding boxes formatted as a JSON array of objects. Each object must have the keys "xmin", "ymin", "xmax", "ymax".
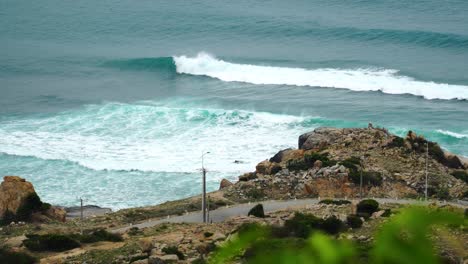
[
  {"xmin": 222, "ymin": 127, "xmax": 468, "ymax": 201},
  {"xmin": 0, "ymin": 176, "xmax": 65, "ymax": 224}
]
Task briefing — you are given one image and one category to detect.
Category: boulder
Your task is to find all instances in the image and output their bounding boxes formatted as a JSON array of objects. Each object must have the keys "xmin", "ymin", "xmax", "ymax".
[
  {"xmin": 239, "ymin": 172, "xmax": 256, "ymax": 181},
  {"xmin": 0, "ymin": 176, "xmax": 36, "ymax": 219},
  {"xmin": 219, "ymin": 178, "xmax": 233, "ymax": 189},
  {"xmin": 256, "ymin": 160, "xmax": 272, "ymax": 174},
  {"xmin": 44, "ymin": 206, "xmax": 66, "ymax": 222},
  {"xmin": 299, "ymin": 127, "xmax": 344, "ymax": 150},
  {"xmin": 269, "ymin": 148, "xmax": 294, "ymax": 163}
]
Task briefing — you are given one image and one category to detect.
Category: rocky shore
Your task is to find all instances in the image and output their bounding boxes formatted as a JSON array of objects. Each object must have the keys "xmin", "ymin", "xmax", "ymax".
[{"xmin": 0, "ymin": 126, "xmax": 467, "ymax": 263}]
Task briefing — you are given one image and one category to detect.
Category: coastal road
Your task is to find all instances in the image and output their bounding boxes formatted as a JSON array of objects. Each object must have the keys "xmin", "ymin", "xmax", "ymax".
[{"xmin": 111, "ymin": 198, "xmax": 467, "ymax": 233}]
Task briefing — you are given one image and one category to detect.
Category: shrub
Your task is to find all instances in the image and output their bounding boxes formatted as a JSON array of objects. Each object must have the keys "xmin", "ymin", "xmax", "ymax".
[
  {"xmin": 346, "ymin": 215, "xmax": 363, "ymax": 228},
  {"xmin": 162, "ymin": 246, "xmax": 185, "ymax": 260},
  {"xmin": 319, "ymin": 199, "xmax": 351, "ymax": 205},
  {"xmin": 321, "ymin": 216, "xmax": 345, "ymax": 235},
  {"xmin": 0, "ymin": 247, "xmax": 37, "ymax": 264},
  {"xmin": 356, "ymin": 199, "xmax": 379, "ymax": 216},
  {"xmin": 381, "ymin": 209, "xmax": 392, "ymax": 217},
  {"xmin": 204, "ymin": 232, "xmax": 213, "ymax": 238},
  {"xmin": 248, "ymin": 204, "xmax": 265, "ymax": 218},
  {"xmin": 245, "ymin": 189, "xmax": 264, "ymax": 200},
  {"xmin": 243, "ymin": 238, "xmax": 305, "ymax": 260},
  {"xmin": 283, "ymin": 213, "xmax": 323, "ymax": 238},
  {"xmin": 362, "ymin": 171, "xmax": 383, "ymax": 186},
  {"xmin": 348, "ymin": 170, "xmax": 382, "ymax": 186},
  {"xmin": 15, "ymin": 193, "xmax": 49, "ymax": 222},
  {"xmin": 0, "ymin": 210, "xmax": 16, "ymax": 226},
  {"xmin": 24, "ymin": 234, "xmax": 81, "ymax": 252},
  {"xmin": 128, "ymin": 227, "xmax": 143, "ymax": 236},
  {"xmin": 435, "ymin": 187, "xmax": 450, "ymax": 200},
  {"xmin": 388, "ymin": 136, "xmax": 405, "ymax": 148},
  {"xmin": 77, "ymin": 229, "xmax": 123, "ymax": 243},
  {"xmin": 304, "ymin": 152, "xmax": 337, "ymax": 167},
  {"xmin": 286, "ymin": 159, "xmax": 308, "ymax": 171},
  {"xmin": 451, "ymin": 170, "xmax": 468, "ymax": 184}
]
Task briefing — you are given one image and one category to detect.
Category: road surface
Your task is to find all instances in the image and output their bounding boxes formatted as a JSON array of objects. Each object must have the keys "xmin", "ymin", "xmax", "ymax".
[{"xmin": 111, "ymin": 198, "xmax": 467, "ymax": 233}]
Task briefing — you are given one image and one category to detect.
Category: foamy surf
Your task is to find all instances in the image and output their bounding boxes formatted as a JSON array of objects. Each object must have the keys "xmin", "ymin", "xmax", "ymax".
[
  {"xmin": 173, "ymin": 53, "xmax": 468, "ymax": 100},
  {"xmin": 436, "ymin": 129, "xmax": 468, "ymax": 139}
]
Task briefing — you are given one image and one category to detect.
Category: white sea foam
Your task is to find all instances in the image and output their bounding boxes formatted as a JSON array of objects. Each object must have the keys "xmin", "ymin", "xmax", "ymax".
[
  {"xmin": 0, "ymin": 102, "xmax": 314, "ymax": 174},
  {"xmin": 436, "ymin": 129, "xmax": 468, "ymax": 139},
  {"xmin": 174, "ymin": 53, "xmax": 468, "ymax": 100}
]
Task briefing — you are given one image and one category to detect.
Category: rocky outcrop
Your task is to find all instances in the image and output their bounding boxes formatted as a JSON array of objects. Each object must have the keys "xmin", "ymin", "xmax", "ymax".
[
  {"xmin": 0, "ymin": 176, "xmax": 66, "ymax": 223},
  {"xmin": 224, "ymin": 127, "xmax": 467, "ymax": 202},
  {"xmin": 0, "ymin": 176, "xmax": 36, "ymax": 219},
  {"xmin": 219, "ymin": 179, "xmax": 233, "ymax": 189}
]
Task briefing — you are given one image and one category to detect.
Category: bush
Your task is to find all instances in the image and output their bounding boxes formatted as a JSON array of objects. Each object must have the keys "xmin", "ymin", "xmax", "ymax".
[
  {"xmin": 0, "ymin": 210, "xmax": 16, "ymax": 226},
  {"xmin": 245, "ymin": 188, "xmax": 264, "ymax": 200},
  {"xmin": 76, "ymin": 229, "xmax": 123, "ymax": 243},
  {"xmin": 319, "ymin": 199, "xmax": 351, "ymax": 205},
  {"xmin": 204, "ymin": 232, "xmax": 213, "ymax": 238},
  {"xmin": 357, "ymin": 199, "xmax": 379, "ymax": 216},
  {"xmin": 24, "ymin": 234, "xmax": 81, "ymax": 252},
  {"xmin": 304, "ymin": 152, "xmax": 337, "ymax": 167},
  {"xmin": 348, "ymin": 170, "xmax": 382, "ymax": 186},
  {"xmin": 286, "ymin": 159, "xmax": 308, "ymax": 171},
  {"xmin": 381, "ymin": 209, "xmax": 392, "ymax": 217},
  {"xmin": 346, "ymin": 215, "xmax": 363, "ymax": 228},
  {"xmin": 388, "ymin": 136, "xmax": 405, "ymax": 148},
  {"xmin": 321, "ymin": 216, "xmax": 345, "ymax": 235},
  {"xmin": 162, "ymin": 246, "xmax": 185, "ymax": 260},
  {"xmin": 0, "ymin": 247, "xmax": 37, "ymax": 264},
  {"xmin": 128, "ymin": 227, "xmax": 143, "ymax": 236},
  {"xmin": 435, "ymin": 187, "xmax": 450, "ymax": 200},
  {"xmin": 451, "ymin": 170, "xmax": 468, "ymax": 184},
  {"xmin": 283, "ymin": 213, "xmax": 323, "ymax": 238},
  {"xmin": 248, "ymin": 204, "xmax": 265, "ymax": 218}
]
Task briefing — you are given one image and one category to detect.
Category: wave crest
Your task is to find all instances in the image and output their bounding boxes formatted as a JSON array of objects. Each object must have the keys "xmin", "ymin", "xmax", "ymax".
[{"xmin": 174, "ymin": 53, "xmax": 468, "ymax": 100}]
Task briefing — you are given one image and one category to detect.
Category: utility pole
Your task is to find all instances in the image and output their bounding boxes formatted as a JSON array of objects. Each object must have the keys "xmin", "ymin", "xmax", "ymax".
[
  {"xmin": 80, "ymin": 197, "xmax": 84, "ymax": 235},
  {"xmin": 201, "ymin": 151, "xmax": 210, "ymax": 223},
  {"xmin": 425, "ymin": 143, "xmax": 428, "ymax": 201},
  {"xmin": 360, "ymin": 157, "xmax": 363, "ymax": 199},
  {"xmin": 80, "ymin": 197, "xmax": 84, "ymax": 220}
]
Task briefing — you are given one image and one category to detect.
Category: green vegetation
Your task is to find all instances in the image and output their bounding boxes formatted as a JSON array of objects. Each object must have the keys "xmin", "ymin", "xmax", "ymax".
[
  {"xmin": 248, "ymin": 204, "xmax": 265, "ymax": 218},
  {"xmin": 162, "ymin": 246, "xmax": 185, "ymax": 260},
  {"xmin": 0, "ymin": 247, "xmax": 37, "ymax": 264},
  {"xmin": 23, "ymin": 230, "xmax": 122, "ymax": 252},
  {"xmin": 356, "ymin": 199, "xmax": 379, "ymax": 218},
  {"xmin": 304, "ymin": 152, "xmax": 337, "ymax": 167},
  {"xmin": 387, "ymin": 136, "xmax": 405, "ymax": 148},
  {"xmin": 210, "ymin": 207, "xmax": 465, "ymax": 264},
  {"xmin": 245, "ymin": 188, "xmax": 265, "ymax": 200},
  {"xmin": 451, "ymin": 170, "xmax": 468, "ymax": 183},
  {"xmin": 287, "ymin": 152, "xmax": 337, "ymax": 172},
  {"xmin": 319, "ymin": 199, "xmax": 351, "ymax": 205},
  {"xmin": 75, "ymin": 229, "xmax": 123, "ymax": 243},
  {"xmin": 128, "ymin": 226, "xmax": 143, "ymax": 236},
  {"xmin": 346, "ymin": 215, "xmax": 363, "ymax": 229},
  {"xmin": 24, "ymin": 234, "xmax": 81, "ymax": 252}
]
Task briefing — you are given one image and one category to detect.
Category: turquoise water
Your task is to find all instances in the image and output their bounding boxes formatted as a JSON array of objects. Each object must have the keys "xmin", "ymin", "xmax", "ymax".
[{"xmin": 1, "ymin": 0, "xmax": 467, "ymax": 209}]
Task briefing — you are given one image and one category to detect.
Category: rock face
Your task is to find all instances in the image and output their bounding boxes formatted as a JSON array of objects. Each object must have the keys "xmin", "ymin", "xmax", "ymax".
[
  {"xmin": 223, "ymin": 127, "xmax": 468, "ymax": 202},
  {"xmin": 0, "ymin": 176, "xmax": 36, "ymax": 218},
  {"xmin": 219, "ymin": 179, "xmax": 233, "ymax": 189}
]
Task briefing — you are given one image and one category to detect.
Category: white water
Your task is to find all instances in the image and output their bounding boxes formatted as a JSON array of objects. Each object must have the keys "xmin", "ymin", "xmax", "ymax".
[
  {"xmin": 0, "ymin": 101, "xmax": 314, "ymax": 174},
  {"xmin": 436, "ymin": 129, "xmax": 468, "ymax": 139},
  {"xmin": 174, "ymin": 53, "xmax": 468, "ymax": 100}
]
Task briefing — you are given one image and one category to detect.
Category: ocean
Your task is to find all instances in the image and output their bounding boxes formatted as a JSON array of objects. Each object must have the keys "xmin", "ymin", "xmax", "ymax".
[{"xmin": 1, "ymin": 0, "xmax": 467, "ymax": 209}]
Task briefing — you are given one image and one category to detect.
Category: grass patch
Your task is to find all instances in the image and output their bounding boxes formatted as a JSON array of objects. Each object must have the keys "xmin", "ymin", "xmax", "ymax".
[
  {"xmin": 0, "ymin": 247, "xmax": 37, "ymax": 264},
  {"xmin": 24, "ymin": 234, "xmax": 81, "ymax": 252}
]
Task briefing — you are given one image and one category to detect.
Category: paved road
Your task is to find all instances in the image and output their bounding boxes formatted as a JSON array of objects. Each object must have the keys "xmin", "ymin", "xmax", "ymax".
[{"xmin": 111, "ymin": 198, "xmax": 467, "ymax": 233}]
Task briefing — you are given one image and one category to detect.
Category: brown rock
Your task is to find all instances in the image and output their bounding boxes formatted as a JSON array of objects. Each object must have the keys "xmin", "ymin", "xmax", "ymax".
[
  {"xmin": 44, "ymin": 206, "xmax": 67, "ymax": 222},
  {"xmin": 219, "ymin": 178, "xmax": 233, "ymax": 189},
  {"xmin": 255, "ymin": 160, "xmax": 271, "ymax": 174},
  {"xmin": 0, "ymin": 176, "xmax": 36, "ymax": 218},
  {"xmin": 239, "ymin": 172, "xmax": 256, "ymax": 181}
]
